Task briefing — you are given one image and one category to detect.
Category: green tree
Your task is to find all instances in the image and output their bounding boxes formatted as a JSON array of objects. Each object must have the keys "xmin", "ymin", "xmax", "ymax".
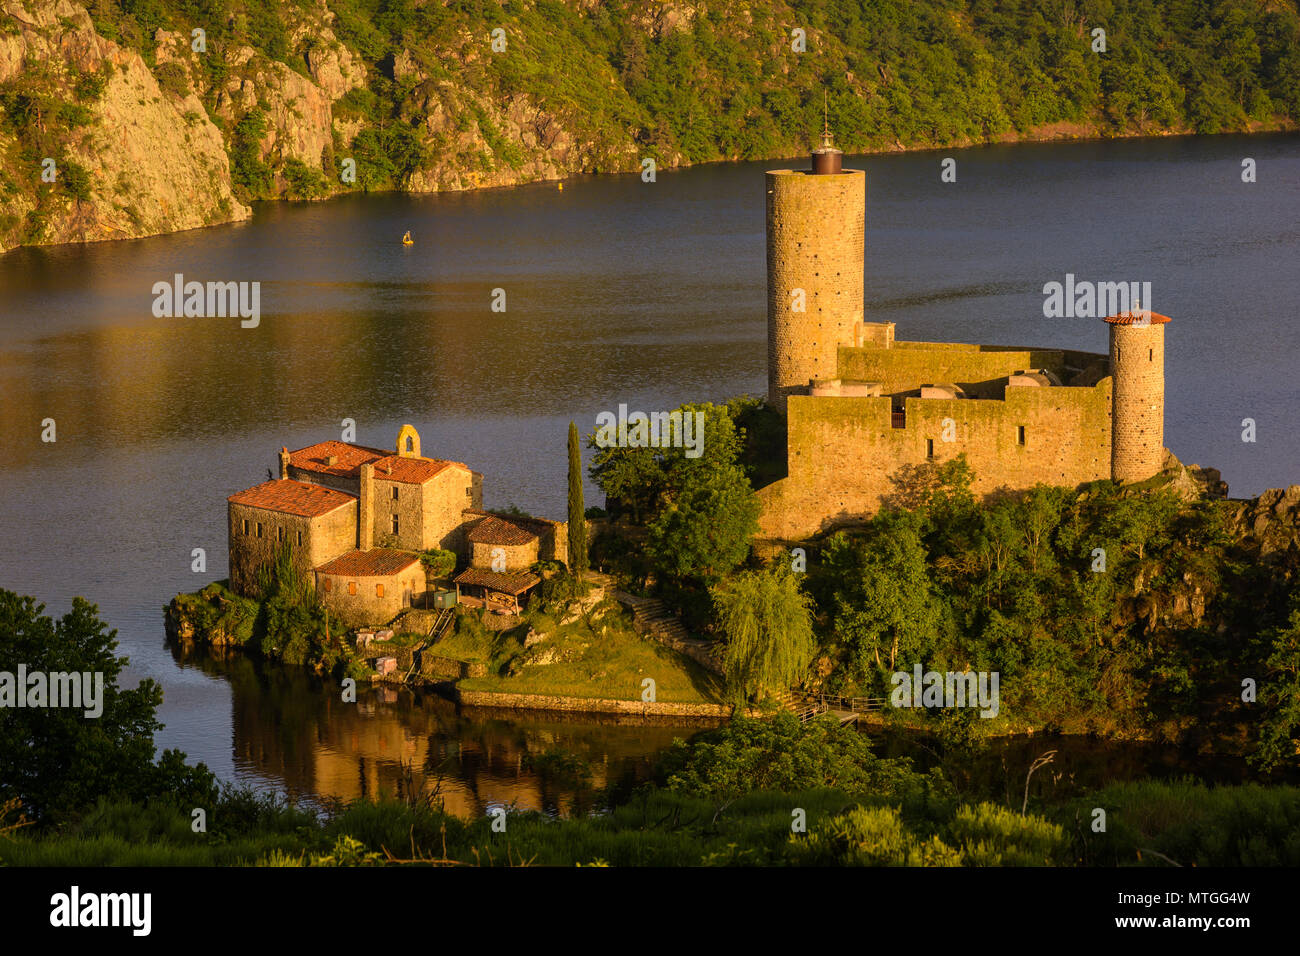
[
  {"xmin": 713, "ymin": 564, "xmax": 815, "ymax": 705},
  {"xmin": 567, "ymin": 421, "xmax": 588, "ymax": 579},
  {"xmin": 0, "ymin": 590, "xmax": 216, "ymax": 823},
  {"xmin": 823, "ymin": 511, "xmax": 944, "ymax": 678},
  {"xmin": 1251, "ymin": 607, "xmax": 1300, "ymax": 772}
]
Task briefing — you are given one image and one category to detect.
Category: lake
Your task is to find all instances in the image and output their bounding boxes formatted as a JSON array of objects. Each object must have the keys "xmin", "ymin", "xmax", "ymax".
[{"xmin": 1, "ymin": 132, "xmax": 1297, "ymax": 810}]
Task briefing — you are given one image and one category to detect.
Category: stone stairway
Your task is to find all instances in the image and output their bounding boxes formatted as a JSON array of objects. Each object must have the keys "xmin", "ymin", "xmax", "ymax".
[{"xmin": 613, "ymin": 592, "xmax": 723, "ymax": 675}]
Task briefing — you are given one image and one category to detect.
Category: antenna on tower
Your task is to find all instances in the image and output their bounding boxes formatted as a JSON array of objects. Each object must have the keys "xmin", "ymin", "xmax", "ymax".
[{"xmin": 821, "ymin": 91, "xmax": 833, "ymax": 150}]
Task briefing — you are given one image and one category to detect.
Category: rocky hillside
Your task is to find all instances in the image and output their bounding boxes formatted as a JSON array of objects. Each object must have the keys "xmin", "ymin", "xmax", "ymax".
[{"xmin": 2, "ymin": 0, "xmax": 1298, "ymax": 252}]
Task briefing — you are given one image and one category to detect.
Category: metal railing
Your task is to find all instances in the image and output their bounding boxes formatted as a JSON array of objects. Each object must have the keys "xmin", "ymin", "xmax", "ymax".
[{"xmin": 798, "ymin": 692, "xmax": 887, "ymax": 714}]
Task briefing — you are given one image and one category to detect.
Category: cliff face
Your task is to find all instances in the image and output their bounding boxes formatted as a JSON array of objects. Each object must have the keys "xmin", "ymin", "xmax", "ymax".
[
  {"xmin": 2, "ymin": 0, "xmax": 1297, "ymax": 253},
  {"xmin": 0, "ymin": 0, "xmax": 249, "ymax": 251}
]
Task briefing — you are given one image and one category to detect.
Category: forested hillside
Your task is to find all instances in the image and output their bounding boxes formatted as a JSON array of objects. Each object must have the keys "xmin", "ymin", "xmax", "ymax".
[{"xmin": 2, "ymin": 0, "xmax": 1297, "ymax": 251}]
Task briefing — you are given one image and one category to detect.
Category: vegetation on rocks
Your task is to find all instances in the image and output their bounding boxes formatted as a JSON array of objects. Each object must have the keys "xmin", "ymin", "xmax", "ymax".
[{"xmin": 4, "ymin": 0, "xmax": 1298, "ymax": 251}]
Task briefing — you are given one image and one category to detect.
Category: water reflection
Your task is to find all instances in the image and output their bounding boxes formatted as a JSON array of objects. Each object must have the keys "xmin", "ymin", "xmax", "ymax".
[{"xmin": 171, "ymin": 644, "xmax": 717, "ymax": 818}]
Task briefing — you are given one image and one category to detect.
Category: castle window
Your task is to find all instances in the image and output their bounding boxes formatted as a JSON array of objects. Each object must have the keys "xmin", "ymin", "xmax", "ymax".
[
  {"xmin": 278, "ymin": 527, "xmax": 284, "ymax": 542},
  {"xmin": 1149, "ymin": 348, "xmax": 1153, "ymax": 361},
  {"xmin": 376, "ymin": 583, "xmax": 384, "ymax": 598},
  {"xmin": 297, "ymin": 531, "xmax": 303, "ymax": 546},
  {"xmin": 392, "ymin": 514, "xmax": 399, "ymax": 534},
  {"xmin": 256, "ymin": 522, "xmax": 263, "ymax": 538},
  {"xmin": 391, "ymin": 487, "xmax": 399, "ymax": 500},
  {"xmin": 323, "ymin": 578, "xmax": 331, "ymax": 592},
  {"xmin": 1017, "ymin": 425, "xmax": 1026, "ymax": 446},
  {"xmin": 242, "ymin": 519, "xmax": 249, "ymax": 535},
  {"xmin": 926, "ymin": 439, "xmax": 935, "ymax": 459},
  {"xmin": 348, "ymin": 581, "xmax": 356, "ymax": 596}
]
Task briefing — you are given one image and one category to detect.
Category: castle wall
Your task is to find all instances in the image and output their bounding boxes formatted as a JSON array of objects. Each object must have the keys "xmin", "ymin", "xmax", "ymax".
[
  {"xmin": 227, "ymin": 500, "xmax": 357, "ymax": 596},
  {"xmin": 766, "ymin": 168, "xmax": 865, "ymax": 414},
  {"xmin": 836, "ymin": 342, "xmax": 1107, "ymax": 396},
  {"xmin": 758, "ymin": 382, "xmax": 1111, "ymax": 540}
]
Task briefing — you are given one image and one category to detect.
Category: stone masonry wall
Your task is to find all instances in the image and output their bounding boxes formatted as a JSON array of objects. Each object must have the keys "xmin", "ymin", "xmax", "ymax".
[
  {"xmin": 318, "ymin": 563, "xmax": 425, "ymax": 627},
  {"xmin": 422, "ymin": 468, "xmax": 476, "ymax": 552},
  {"xmin": 759, "ymin": 382, "xmax": 1112, "ymax": 539},
  {"xmin": 766, "ymin": 168, "xmax": 866, "ymax": 415},
  {"xmin": 1110, "ymin": 322, "xmax": 1165, "ymax": 483},
  {"xmin": 372, "ymin": 474, "xmax": 424, "ymax": 550},
  {"xmin": 227, "ymin": 500, "xmax": 356, "ymax": 596}
]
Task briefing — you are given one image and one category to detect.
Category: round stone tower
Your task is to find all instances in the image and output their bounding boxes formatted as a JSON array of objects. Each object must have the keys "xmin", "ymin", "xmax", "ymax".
[
  {"xmin": 1105, "ymin": 306, "xmax": 1170, "ymax": 483},
  {"xmin": 766, "ymin": 127, "xmax": 865, "ymax": 415}
]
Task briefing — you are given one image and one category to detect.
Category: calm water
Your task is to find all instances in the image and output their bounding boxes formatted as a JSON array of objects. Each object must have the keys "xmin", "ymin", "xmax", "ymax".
[{"xmin": 1, "ymin": 133, "xmax": 1297, "ymax": 808}]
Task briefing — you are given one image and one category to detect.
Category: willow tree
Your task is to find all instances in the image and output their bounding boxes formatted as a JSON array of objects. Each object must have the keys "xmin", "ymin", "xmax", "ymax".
[
  {"xmin": 713, "ymin": 564, "xmax": 815, "ymax": 706},
  {"xmin": 567, "ymin": 421, "xmax": 588, "ymax": 580}
]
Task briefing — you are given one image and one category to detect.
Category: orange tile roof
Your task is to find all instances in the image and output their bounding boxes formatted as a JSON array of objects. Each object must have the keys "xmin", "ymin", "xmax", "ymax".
[
  {"xmin": 466, "ymin": 515, "xmax": 539, "ymax": 546},
  {"xmin": 316, "ymin": 549, "xmax": 422, "ymax": 577},
  {"xmin": 370, "ymin": 454, "xmax": 456, "ymax": 484},
  {"xmin": 288, "ymin": 440, "xmax": 469, "ymax": 485},
  {"xmin": 1103, "ymin": 310, "xmax": 1171, "ymax": 325},
  {"xmin": 454, "ymin": 567, "xmax": 540, "ymax": 595},
  {"xmin": 228, "ymin": 480, "xmax": 355, "ymax": 518}
]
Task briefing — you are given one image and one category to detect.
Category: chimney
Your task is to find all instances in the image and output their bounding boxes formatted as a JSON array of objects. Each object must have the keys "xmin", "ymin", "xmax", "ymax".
[
  {"xmin": 278, "ymin": 447, "xmax": 290, "ymax": 480},
  {"xmin": 359, "ymin": 462, "xmax": 374, "ymax": 550}
]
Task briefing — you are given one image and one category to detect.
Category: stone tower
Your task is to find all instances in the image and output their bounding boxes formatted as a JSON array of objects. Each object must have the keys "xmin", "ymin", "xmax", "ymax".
[
  {"xmin": 1105, "ymin": 306, "xmax": 1169, "ymax": 483},
  {"xmin": 766, "ymin": 124, "xmax": 865, "ymax": 415}
]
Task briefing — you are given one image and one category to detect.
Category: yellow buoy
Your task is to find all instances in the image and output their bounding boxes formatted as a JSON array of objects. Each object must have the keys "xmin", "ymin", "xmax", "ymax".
[
  {"xmin": 402, "ymin": 230, "xmax": 413, "ymax": 245},
  {"xmin": 557, "ymin": 182, "xmax": 563, "ymax": 191}
]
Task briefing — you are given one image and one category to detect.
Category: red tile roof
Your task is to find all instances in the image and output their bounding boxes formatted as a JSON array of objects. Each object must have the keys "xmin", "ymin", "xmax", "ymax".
[
  {"xmin": 466, "ymin": 515, "xmax": 539, "ymax": 546},
  {"xmin": 288, "ymin": 440, "xmax": 469, "ymax": 485},
  {"xmin": 1103, "ymin": 310, "xmax": 1171, "ymax": 325},
  {"xmin": 316, "ymin": 549, "xmax": 422, "ymax": 577},
  {"xmin": 228, "ymin": 480, "xmax": 355, "ymax": 518},
  {"xmin": 454, "ymin": 567, "xmax": 540, "ymax": 595}
]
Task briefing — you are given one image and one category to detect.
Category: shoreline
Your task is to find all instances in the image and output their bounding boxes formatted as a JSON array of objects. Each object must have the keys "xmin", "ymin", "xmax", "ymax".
[{"xmin": 6, "ymin": 124, "xmax": 1296, "ymax": 258}]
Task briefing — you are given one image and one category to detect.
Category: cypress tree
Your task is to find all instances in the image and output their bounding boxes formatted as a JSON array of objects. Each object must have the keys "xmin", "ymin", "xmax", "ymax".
[{"xmin": 567, "ymin": 421, "xmax": 588, "ymax": 579}]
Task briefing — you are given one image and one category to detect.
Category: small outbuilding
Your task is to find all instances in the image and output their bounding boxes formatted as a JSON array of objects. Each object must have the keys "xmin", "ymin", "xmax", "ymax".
[
  {"xmin": 453, "ymin": 567, "xmax": 541, "ymax": 616},
  {"xmin": 315, "ymin": 549, "xmax": 425, "ymax": 627}
]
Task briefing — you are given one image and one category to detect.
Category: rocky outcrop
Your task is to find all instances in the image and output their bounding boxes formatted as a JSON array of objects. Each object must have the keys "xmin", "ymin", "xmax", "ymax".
[
  {"xmin": 0, "ymin": 0, "xmax": 249, "ymax": 248},
  {"xmin": 1225, "ymin": 485, "xmax": 1300, "ymax": 556}
]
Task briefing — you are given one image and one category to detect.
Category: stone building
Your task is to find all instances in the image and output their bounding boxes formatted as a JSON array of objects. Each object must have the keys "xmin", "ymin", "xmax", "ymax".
[
  {"xmin": 226, "ymin": 424, "xmax": 568, "ymax": 626},
  {"xmin": 315, "ymin": 549, "xmax": 427, "ymax": 628},
  {"xmin": 227, "ymin": 480, "xmax": 357, "ymax": 595},
  {"xmin": 757, "ymin": 134, "xmax": 1172, "ymax": 541}
]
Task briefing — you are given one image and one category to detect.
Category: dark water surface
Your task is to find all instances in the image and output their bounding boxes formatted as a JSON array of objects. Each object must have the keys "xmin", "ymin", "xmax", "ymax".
[{"xmin": 1, "ymin": 133, "xmax": 1297, "ymax": 808}]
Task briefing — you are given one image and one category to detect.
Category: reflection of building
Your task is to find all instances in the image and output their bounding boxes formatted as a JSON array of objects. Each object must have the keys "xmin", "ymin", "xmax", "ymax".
[
  {"xmin": 226, "ymin": 425, "xmax": 568, "ymax": 626},
  {"xmin": 758, "ymin": 131, "xmax": 1172, "ymax": 540}
]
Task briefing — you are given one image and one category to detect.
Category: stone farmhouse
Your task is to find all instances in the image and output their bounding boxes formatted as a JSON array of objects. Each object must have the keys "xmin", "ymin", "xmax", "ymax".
[
  {"xmin": 758, "ymin": 131, "xmax": 1172, "ymax": 540},
  {"xmin": 227, "ymin": 424, "xmax": 567, "ymax": 626}
]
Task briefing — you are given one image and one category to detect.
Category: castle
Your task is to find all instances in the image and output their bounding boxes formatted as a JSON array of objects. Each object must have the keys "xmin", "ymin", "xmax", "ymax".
[
  {"xmin": 756, "ymin": 131, "xmax": 1170, "ymax": 541},
  {"xmin": 226, "ymin": 425, "xmax": 567, "ymax": 626}
]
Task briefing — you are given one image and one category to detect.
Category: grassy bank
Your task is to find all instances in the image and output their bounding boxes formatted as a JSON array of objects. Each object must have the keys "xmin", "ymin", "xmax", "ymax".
[{"xmin": 5, "ymin": 774, "xmax": 1297, "ymax": 867}]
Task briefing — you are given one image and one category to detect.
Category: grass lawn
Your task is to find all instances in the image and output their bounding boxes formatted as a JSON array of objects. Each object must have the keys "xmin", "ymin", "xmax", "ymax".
[{"xmin": 457, "ymin": 607, "xmax": 724, "ymax": 705}]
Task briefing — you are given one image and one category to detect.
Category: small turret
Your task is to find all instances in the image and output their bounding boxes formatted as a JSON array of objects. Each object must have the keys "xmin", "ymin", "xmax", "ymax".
[{"xmin": 1105, "ymin": 300, "xmax": 1169, "ymax": 483}]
